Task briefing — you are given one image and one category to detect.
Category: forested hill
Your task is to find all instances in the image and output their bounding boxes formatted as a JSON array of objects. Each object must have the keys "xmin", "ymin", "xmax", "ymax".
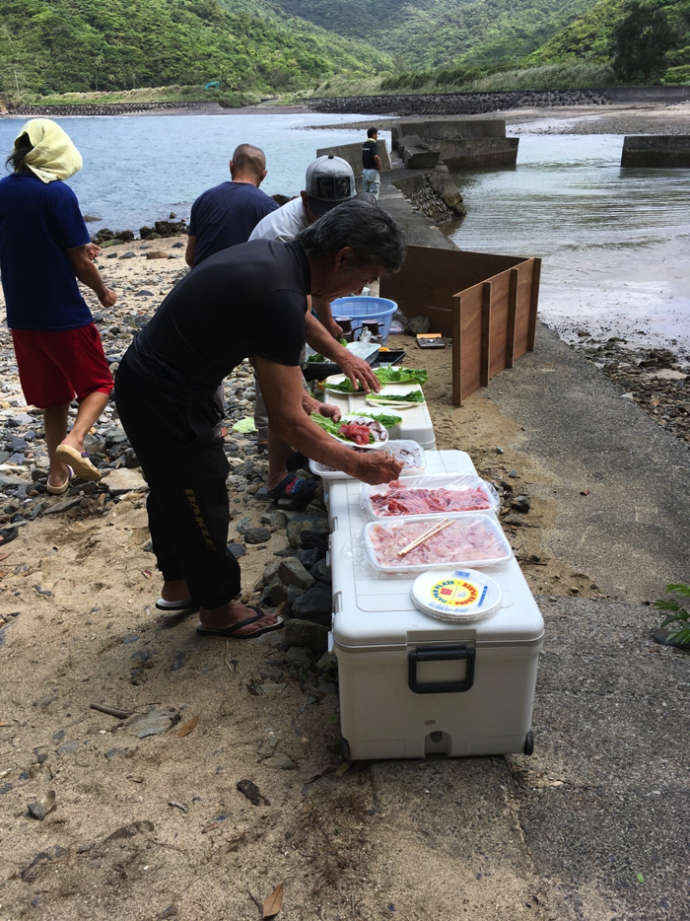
[
  {"xmin": 1, "ymin": 0, "xmax": 687, "ymax": 100},
  {"xmin": 272, "ymin": 0, "xmax": 595, "ymax": 70},
  {"xmin": 274, "ymin": 0, "xmax": 689, "ymax": 84},
  {"xmin": 0, "ymin": 0, "xmax": 391, "ymax": 97}
]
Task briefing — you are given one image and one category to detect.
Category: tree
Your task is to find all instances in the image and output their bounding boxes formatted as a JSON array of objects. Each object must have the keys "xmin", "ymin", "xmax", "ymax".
[{"xmin": 612, "ymin": 1, "xmax": 676, "ymax": 82}]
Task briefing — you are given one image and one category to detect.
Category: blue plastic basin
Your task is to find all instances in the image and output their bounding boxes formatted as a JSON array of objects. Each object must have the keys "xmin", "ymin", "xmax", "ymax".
[{"xmin": 330, "ymin": 296, "xmax": 398, "ymax": 343}]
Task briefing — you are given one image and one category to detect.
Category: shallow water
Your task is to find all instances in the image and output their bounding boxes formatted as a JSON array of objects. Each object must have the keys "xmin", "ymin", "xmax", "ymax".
[
  {"xmin": 450, "ymin": 134, "xmax": 690, "ymax": 353},
  {"xmin": 0, "ymin": 112, "xmax": 389, "ymax": 231}
]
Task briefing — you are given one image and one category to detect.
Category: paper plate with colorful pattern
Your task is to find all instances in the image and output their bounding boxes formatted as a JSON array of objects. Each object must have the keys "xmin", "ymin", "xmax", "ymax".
[{"xmin": 411, "ymin": 568, "xmax": 502, "ymax": 623}]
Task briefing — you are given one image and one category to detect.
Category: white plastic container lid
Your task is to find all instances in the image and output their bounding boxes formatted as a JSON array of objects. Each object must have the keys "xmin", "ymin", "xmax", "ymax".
[
  {"xmin": 363, "ymin": 513, "xmax": 512, "ymax": 574},
  {"xmin": 411, "ymin": 568, "xmax": 502, "ymax": 623},
  {"xmin": 361, "ymin": 472, "xmax": 499, "ymax": 519},
  {"xmin": 309, "ymin": 440, "xmax": 426, "ymax": 480}
]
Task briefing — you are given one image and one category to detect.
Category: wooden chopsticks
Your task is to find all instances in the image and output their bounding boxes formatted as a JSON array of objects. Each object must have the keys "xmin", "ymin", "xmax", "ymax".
[{"xmin": 397, "ymin": 518, "xmax": 455, "ymax": 558}]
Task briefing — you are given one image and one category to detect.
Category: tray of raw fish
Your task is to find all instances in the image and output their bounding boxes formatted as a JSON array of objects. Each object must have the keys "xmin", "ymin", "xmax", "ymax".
[
  {"xmin": 363, "ymin": 513, "xmax": 511, "ymax": 573},
  {"xmin": 361, "ymin": 473, "xmax": 499, "ymax": 519}
]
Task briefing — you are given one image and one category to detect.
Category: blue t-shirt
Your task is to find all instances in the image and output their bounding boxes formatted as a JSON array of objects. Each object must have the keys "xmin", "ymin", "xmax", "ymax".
[
  {"xmin": 188, "ymin": 181, "xmax": 279, "ymax": 266},
  {"xmin": 0, "ymin": 172, "xmax": 92, "ymax": 331}
]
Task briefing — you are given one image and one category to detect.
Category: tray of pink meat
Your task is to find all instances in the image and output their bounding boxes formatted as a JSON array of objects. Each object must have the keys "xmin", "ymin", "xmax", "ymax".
[
  {"xmin": 364, "ymin": 513, "xmax": 511, "ymax": 572},
  {"xmin": 361, "ymin": 473, "xmax": 499, "ymax": 519}
]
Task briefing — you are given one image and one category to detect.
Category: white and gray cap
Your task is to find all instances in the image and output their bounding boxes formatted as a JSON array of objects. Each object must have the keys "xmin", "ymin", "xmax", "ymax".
[{"xmin": 304, "ymin": 154, "xmax": 356, "ymax": 216}]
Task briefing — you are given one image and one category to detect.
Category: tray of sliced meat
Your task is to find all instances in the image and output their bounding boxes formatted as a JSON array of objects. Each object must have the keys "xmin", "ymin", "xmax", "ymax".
[
  {"xmin": 364, "ymin": 513, "xmax": 511, "ymax": 573},
  {"xmin": 361, "ymin": 473, "xmax": 499, "ymax": 519}
]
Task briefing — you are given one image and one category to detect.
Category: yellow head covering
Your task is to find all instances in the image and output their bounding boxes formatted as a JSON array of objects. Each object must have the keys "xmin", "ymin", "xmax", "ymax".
[{"xmin": 18, "ymin": 118, "xmax": 83, "ymax": 183}]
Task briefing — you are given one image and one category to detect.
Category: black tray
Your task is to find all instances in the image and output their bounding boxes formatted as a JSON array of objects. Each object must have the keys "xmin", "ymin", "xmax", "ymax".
[{"xmin": 302, "ymin": 348, "xmax": 406, "ymax": 381}]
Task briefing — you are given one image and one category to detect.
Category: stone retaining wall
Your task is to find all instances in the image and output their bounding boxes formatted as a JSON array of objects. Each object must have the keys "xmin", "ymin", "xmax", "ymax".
[
  {"xmin": 310, "ymin": 86, "xmax": 690, "ymax": 116},
  {"xmin": 6, "ymin": 101, "xmax": 208, "ymax": 117}
]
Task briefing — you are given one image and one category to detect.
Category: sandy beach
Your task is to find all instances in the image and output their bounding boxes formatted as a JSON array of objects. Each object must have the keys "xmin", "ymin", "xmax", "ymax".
[{"xmin": 0, "ymin": 99, "xmax": 688, "ymax": 921}]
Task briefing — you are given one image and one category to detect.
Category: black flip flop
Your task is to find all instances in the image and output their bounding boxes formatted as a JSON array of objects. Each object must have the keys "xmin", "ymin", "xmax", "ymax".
[{"xmin": 196, "ymin": 607, "xmax": 284, "ymax": 640}]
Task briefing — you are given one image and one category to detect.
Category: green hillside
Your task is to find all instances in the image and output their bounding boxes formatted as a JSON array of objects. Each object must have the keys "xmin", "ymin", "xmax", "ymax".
[
  {"xmin": 0, "ymin": 0, "xmax": 391, "ymax": 99},
  {"xmin": 277, "ymin": 0, "xmax": 689, "ymax": 86},
  {"xmin": 526, "ymin": 0, "xmax": 689, "ymax": 83},
  {"xmin": 1, "ymin": 0, "xmax": 687, "ymax": 102},
  {"xmin": 273, "ymin": 0, "xmax": 594, "ymax": 71}
]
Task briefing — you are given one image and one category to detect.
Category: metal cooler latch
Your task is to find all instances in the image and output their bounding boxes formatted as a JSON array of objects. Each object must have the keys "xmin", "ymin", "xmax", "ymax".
[{"xmin": 408, "ymin": 645, "xmax": 476, "ymax": 694}]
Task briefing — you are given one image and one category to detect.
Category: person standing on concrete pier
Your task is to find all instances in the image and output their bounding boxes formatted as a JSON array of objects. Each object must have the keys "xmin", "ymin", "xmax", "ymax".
[{"xmin": 362, "ymin": 127, "xmax": 383, "ymax": 200}]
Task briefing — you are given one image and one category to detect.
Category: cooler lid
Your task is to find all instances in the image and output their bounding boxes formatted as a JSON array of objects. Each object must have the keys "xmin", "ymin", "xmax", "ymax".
[
  {"xmin": 411, "ymin": 569, "xmax": 502, "ymax": 624},
  {"xmin": 329, "ymin": 453, "xmax": 544, "ymax": 649}
]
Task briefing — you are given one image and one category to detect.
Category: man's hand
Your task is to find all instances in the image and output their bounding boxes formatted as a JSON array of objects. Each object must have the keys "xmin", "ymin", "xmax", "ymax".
[
  {"xmin": 354, "ymin": 450, "xmax": 403, "ymax": 485},
  {"xmin": 338, "ymin": 354, "xmax": 381, "ymax": 394},
  {"xmin": 99, "ymin": 287, "xmax": 117, "ymax": 307},
  {"xmin": 85, "ymin": 243, "xmax": 101, "ymax": 261},
  {"xmin": 316, "ymin": 401, "xmax": 341, "ymax": 424},
  {"xmin": 302, "ymin": 394, "xmax": 342, "ymax": 424},
  {"xmin": 324, "ymin": 317, "xmax": 344, "ymax": 340}
]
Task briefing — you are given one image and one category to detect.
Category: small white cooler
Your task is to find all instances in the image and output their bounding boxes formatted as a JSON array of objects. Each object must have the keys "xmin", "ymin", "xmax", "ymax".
[{"xmin": 329, "ymin": 450, "xmax": 544, "ymax": 760}]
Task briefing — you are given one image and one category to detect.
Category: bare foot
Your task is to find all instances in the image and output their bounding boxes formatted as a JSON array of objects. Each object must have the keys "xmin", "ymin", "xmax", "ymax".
[{"xmin": 160, "ymin": 579, "xmax": 191, "ymax": 603}]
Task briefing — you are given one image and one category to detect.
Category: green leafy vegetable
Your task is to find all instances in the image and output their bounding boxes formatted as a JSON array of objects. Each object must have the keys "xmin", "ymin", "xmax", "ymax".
[
  {"xmin": 310, "ymin": 413, "xmax": 341, "ymax": 436},
  {"xmin": 366, "ymin": 391, "xmax": 425, "ymax": 404},
  {"xmin": 328, "ymin": 367, "xmax": 428, "ymax": 392},
  {"xmin": 365, "ymin": 412, "xmax": 402, "ymax": 429},
  {"xmin": 374, "ymin": 367, "xmax": 428, "ymax": 385}
]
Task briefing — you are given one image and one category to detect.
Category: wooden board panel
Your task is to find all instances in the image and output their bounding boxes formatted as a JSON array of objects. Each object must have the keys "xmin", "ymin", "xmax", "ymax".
[{"xmin": 381, "ymin": 245, "xmax": 540, "ymax": 406}]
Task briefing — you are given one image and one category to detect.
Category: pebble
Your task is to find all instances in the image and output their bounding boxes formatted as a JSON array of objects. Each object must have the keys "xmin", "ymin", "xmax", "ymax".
[
  {"xmin": 126, "ymin": 707, "xmax": 180, "ymax": 738},
  {"xmin": 278, "ymin": 557, "xmax": 315, "ymax": 590},
  {"xmin": 27, "ymin": 790, "xmax": 56, "ymax": 821}
]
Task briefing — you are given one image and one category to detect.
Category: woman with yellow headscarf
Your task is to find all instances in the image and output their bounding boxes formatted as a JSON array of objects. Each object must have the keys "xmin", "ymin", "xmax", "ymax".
[{"xmin": 0, "ymin": 119, "xmax": 117, "ymax": 493}]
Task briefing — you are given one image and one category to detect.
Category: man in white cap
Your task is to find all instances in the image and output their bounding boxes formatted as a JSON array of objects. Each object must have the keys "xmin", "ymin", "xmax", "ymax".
[
  {"xmin": 0, "ymin": 119, "xmax": 117, "ymax": 495},
  {"xmin": 249, "ymin": 154, "xmax": 381, "ymax": 502}
]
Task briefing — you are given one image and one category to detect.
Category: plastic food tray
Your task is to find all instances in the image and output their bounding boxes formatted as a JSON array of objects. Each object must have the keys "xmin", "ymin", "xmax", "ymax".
[
  {"xmin": 361, "ymin": 473, "xmax": 499, "ymax": 519},
  {"xmin": 363, "ymin": 513, "xmax": 512, "ymax": 574},
  {"xmin": 309, "ymin": 440, "xmax": 425, "ymax": 480}
]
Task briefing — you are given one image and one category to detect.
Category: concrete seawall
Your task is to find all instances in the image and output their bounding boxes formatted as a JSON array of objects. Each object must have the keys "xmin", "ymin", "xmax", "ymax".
[
  {"xmin": 621, "ymin": 134, "xmax": 690, "ymax": 167},
  {"xmin": 310, "ymin": 86, "xmax": 690, "ymax": 116}
]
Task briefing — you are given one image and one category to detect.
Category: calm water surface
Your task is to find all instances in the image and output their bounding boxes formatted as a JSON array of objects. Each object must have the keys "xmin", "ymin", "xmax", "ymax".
[
  {"xmin": 1, "ymin": 115, "xmax": 688, "ymax": 351},
  {"xmin": 0, "ymin": 112, "xmax": 391, "ymax": 230},
  {"xmin": 451, "ymin": 134, "xmax": 690, "ymax": 352}
]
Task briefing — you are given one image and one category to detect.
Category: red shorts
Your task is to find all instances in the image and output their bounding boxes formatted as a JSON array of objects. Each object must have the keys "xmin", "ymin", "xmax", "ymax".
[{"xmin": 11, "ymin": 324, "xmax": 114, "ymax": 409}]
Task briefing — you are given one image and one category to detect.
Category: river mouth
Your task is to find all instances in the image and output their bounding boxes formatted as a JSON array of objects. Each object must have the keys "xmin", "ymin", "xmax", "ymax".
[{"xmin": 449, "ymin": 134, "xmax": 690, "ymax": 356}]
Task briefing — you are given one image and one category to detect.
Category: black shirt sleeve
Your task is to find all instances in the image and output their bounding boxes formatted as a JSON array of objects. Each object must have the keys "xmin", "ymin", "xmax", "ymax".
[{"xmin": 251, "ymin": 289, "xmax": 306, "ymax": 366}]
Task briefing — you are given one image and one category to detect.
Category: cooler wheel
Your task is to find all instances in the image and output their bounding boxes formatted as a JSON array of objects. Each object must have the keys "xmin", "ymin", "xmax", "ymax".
[
  {"xmin": 339, "ymin": 736, "xmax": 351, "ymax": 762},
  {"xmin": 523, "ymin": 730, "xmax": 534, "ymax": 756}
]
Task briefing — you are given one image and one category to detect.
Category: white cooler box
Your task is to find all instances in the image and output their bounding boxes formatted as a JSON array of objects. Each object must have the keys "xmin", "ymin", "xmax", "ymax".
[
  {"xmin": 329, "ymin": 450, "xmax": 544, "ymax": 760},
  {"xmin": 323, "ymin": 384, "xmax": 437, "ymax": 450}
]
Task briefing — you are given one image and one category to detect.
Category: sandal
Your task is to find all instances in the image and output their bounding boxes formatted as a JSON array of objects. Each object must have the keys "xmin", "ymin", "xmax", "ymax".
[
  {"xmin": 55, "ymin": 444, "xmax": 100, "ymax": 481},
  {"xmin": 196, "ymin": 607, "xmax": 284, "ymax": 640},
  {"xmin": 46, "ymin": 465, "xmax": 74, "ymax": 496},
  {"xmin": 266, "ymin": 474, "xmax": 319, "ymax": 503},
  {"xmin": 155, "ymin": 597, "xmax": 198, "ymax": 613}
]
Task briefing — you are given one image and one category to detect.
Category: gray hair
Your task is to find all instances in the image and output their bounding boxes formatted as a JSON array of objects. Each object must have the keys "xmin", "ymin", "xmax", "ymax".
[{"xmin": 297, "ymin": 198, "xmax": 406, "ymax": 273}]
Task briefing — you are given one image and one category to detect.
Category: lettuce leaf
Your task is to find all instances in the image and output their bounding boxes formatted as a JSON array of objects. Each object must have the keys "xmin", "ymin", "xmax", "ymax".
[
  {"xmin": 327, "ymin": 366, "xmax": 428, "ymax": 392},
  {"xmin": 366, "ymin": 391, "xmax": 425, "ymax": 404}
]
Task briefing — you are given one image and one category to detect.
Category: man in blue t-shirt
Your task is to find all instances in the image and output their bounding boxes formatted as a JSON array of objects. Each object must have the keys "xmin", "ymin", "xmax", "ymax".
[
  {"xmin": 185, "ymin": 143, "xmax": 278, "ymax": 267},
  {"xmin": 0, "ymin": 119, "xmax": 117, "ymax": 495}
]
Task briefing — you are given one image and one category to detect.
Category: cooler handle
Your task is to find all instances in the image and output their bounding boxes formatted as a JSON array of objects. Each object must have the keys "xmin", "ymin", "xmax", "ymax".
[{"xmin": 408, "ymin": 645, "xmax": 475, "ymax": 694}]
